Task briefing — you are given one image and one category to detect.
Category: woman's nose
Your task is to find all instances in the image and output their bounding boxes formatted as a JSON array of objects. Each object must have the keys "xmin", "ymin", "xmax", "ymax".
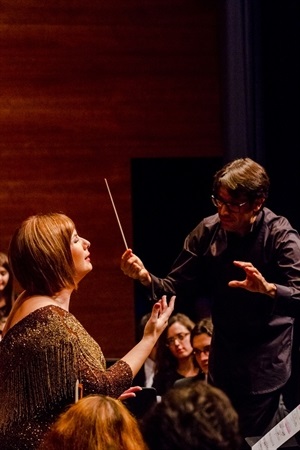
[{"xmin": 83, "ymin": 238, "xmax": 91, "ymax": 248}]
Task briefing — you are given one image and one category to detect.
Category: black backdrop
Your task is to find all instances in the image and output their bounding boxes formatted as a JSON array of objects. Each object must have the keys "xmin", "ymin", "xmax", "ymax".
[
  {"xmin": 219, "ymin": 0, "xmax": 300, "ymax": 230},
  {"xmin": 131, "ymin": 156, "xmax": 223, "ymax": 324}
]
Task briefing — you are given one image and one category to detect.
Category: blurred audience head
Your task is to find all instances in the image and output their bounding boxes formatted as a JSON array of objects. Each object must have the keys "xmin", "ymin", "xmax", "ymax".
[
  {"xmin": 141, "ymin": 380, "xmax": 242, "ymax": 450},
  {"xmin": 39, "ymin": 394, "xmax": 149, "ymax": 450}
]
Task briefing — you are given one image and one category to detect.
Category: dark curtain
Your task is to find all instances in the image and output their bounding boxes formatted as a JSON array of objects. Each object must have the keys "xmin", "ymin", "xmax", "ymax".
[
  {"xmin": 219, "ymin": 1, "xmax": 300, "ymax": 223},
  {"xmin": 260, "ymin": 0, "xmax": 300, "ymax": 231},
  {"xmin": 218, "ymin": 0, "xmax": 265, "ymax": 164}
]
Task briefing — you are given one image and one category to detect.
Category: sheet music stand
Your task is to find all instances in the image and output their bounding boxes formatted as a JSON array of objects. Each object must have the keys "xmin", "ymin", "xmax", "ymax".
[{"xmin": 245, "ymin": 435, "xmax": 300, "ymax": 449}]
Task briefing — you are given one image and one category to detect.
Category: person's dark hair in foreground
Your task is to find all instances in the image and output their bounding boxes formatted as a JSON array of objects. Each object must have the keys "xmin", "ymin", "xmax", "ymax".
[
  {"xmin": 39, "ymin": 394, "xmax": 148, "ymax": 450},
  {"xmin": 141, "ymin": 380, "xmax": 242, "ymax": 450},
  {"xmin": 121, "ymin": 157, "xmax": 300, "ymax": 443}
]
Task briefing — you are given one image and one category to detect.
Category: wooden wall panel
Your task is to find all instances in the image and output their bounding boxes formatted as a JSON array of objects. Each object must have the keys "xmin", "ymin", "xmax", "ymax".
[{"xmin": 0, "ymin": 0, "xmax": 222, "ymax": 357}]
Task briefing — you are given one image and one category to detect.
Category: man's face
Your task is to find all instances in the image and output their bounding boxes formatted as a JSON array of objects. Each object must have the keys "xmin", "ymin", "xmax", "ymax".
[{"xmin": 214, "ymin": 187, "xmax": 263, "ymax": 235}]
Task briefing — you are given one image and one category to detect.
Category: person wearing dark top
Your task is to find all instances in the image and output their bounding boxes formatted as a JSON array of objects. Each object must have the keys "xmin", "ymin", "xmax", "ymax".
[
  {"xmin": 121, "ymin": 157, "xmax": 300, "ymax": 442},
  {"xmin": 176, "ymin": 317, "xmax": 213, "ymax": 389},
  {"xmin": 153, "ymin": 312, "xmax": 199, "ymax": 396}
]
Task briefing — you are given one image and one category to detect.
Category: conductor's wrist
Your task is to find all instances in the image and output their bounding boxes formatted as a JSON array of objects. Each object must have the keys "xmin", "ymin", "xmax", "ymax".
[
  {"xmin": 266, "ymin": 283, "xmax": 277, "ymax": 298},
  {"xmin": 140, "ymin": 271, "xmax": 151, "ymax": 287}
]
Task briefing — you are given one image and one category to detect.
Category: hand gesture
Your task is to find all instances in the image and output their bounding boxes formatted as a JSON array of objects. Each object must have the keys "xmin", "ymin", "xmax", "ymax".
[
  {"xmin": 120, "ymin": 295, "xmax": 175, "ymax": 377},
  {"xmin": 118, "ymin": 386, "xmax": 142, "ymax": 401},
  {"xmin": 228, "ymin": 260, "xmax": 276, "ymax": 297},
  {"xmin": 144, "ymin": 295, "xmax": 176, "ymax": 342}
]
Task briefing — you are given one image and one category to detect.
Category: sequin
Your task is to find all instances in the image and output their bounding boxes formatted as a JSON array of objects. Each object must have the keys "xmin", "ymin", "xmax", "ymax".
[{"xmin": 0, "ymin": 305, "xmax": 133, "ymax": 449}]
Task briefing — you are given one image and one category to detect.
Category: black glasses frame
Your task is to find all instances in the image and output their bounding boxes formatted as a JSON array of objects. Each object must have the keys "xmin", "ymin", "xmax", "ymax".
[
  {"xmin": 211, "ymin": 195, "xmax": 247, "ymax": 213},
  {"xmin": 193, "ymin": 345, "xmax": 211, "ymax": 356}
]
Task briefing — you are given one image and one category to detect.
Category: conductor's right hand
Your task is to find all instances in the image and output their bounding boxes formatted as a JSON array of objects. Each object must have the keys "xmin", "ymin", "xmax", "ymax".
[{"xmin": 121, "ymin": 249, "xmax": 152, "ymax": 286}]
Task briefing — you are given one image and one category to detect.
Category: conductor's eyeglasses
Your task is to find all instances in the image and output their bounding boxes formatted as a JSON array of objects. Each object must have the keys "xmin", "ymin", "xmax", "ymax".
[
  {"xmin": 193, "ymin": 345, "xmax": 211, "ymax": 356},
  {"xmin": 211, "ymin": 195, "xmax": 248, "ymax": 213},
  {"xmin": 166, "ymin": 332, "xmax": 190, "ymax": 347}
]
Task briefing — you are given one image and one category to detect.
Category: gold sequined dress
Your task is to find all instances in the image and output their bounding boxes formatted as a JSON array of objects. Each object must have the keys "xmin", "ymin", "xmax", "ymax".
[{"xmin": 0, "ymin": 305, "xmax": 133, "ymax": 450}]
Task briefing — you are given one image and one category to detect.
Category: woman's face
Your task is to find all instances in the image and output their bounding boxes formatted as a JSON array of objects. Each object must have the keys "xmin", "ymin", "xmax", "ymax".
[
  {"xmin": 70, "ymin": 230, "xmax": 93, "ymax": 282},
  {"xmin": 0, "ymin": 266, "xmax": 9, "ymax": 294},
  {"xmin": 192, "ymin": 333, "xmax": 211, "ymax": 374},
  {"xmin": 166, "ymin": 321, "xmax": 193, "ymax": 359}
]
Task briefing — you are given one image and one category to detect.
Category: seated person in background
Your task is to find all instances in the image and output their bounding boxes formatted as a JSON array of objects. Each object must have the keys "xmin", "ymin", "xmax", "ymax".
[
  {"xmin": 153, "ymin": 312, "xmax": 199, "ymax": 396},
  {"xmin": 191, "ymin": 317, "xmax": 213, "ymax": 382},
  {"xmin": 0, "ymin": 252, "xmax": 15, "ymax": 339},
  {"xmin": 38, "ymin": 394, "xmax": 149, "ymax": 450},
  {"xmin": 175, "ymin": 316, "xmax": 213, "ymax": 387},
  {"xmin": 140, "ymin": 380, "xmax": 242, "ymax": 450},
  {"xmin": 133, "ymin": 312, "xmax": 157, "ymax": 388}
]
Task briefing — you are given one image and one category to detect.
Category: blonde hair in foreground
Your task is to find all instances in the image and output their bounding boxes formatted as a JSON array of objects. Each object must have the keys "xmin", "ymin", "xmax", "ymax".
[{"xmin": 39, "ymin": 394, "xmax": 148, "ymax": 450}]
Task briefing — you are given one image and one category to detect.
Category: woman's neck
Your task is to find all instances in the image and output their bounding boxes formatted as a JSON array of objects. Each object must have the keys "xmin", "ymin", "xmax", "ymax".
[
  {"xmin": 1, "ymin": 289, "xmax": 73, "ymax": 338},
  {"xmin": 177, "ymin": 355, "xmax": 199, "ymax": 377},
  {"xmin": 17, "ymin": 289, "xmax": 72, "ymax": 310},
  {"xmin": 51, "ymin": 289, "xmax": 73, "ymax": 310}
]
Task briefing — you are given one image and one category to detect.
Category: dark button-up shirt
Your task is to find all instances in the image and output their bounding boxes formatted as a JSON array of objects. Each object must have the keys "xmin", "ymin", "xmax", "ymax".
[{"xmin": 150, "ymin": 208, "xmax": 300, "ymax": 396}]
